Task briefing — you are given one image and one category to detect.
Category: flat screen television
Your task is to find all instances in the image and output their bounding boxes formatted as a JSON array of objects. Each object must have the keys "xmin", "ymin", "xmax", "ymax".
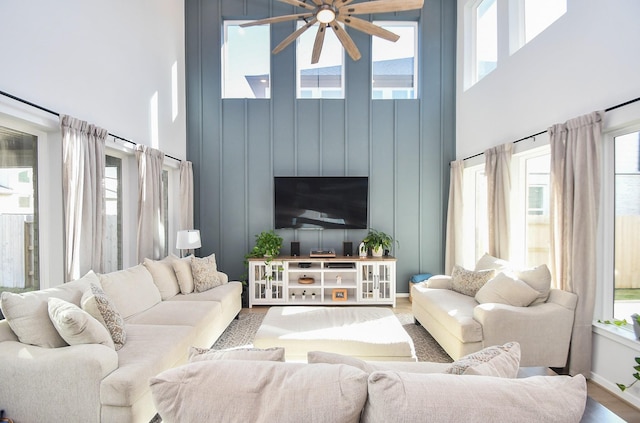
[{"xmin": 274, "ymin": 176, "xmax": 368, "ymax": 229}]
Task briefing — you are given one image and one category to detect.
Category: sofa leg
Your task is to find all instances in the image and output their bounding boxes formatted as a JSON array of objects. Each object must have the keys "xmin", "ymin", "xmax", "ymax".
[
  {"xmin": 414, "ymin": 318, "xmax": 421, "ymax": 326},
  {"xmin": 235, "ymin": 312, "xmax": 240, "ymax": 320}
]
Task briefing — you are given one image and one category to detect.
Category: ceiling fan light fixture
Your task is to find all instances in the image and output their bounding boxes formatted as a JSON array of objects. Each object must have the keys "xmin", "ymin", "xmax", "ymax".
[{"xmin": 316, "ymin": 6, "xmax": 335, "ymax": 24}]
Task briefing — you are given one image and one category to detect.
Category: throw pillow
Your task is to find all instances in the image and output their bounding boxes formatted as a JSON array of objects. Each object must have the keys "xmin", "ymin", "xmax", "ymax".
[
  {"xmin": 144, "ymin": 256, "xmax": 181, "ymax": 300},
  {"xmin": 47, "ymin": 297, "xmax": 114, "ymax": 349},
  {"xmin": 362, "ymin": 372, "xmax": 586, "ymax": 423},
  {"xmin": 424, "ymin": 275, "xmax": 453, "ymax": 289},
  {"xmin": 513, "ymin": 264, "xmax": 552, "ymax": 305},
  {"xmin": 191, "ymin": 253, "xmax": 222, "ymax": 293},
  {"xmin": 450, "ymin": 265, "xmax": 495, "ymax": 297},
  {"xmin": 150, "ymin": 361, "xmax": 368, "ymax": 423},
  {"xmin": 189, "ymin": 346, "xmax": 285, "ymax": 362},
  {"xmin": 474, "ymin": 253, "xmax": 511, "ymax": 272},
  {"xmin": 445, "ymin": 342, "xmax": 520, "ymax": 378},
  {"xmin": 172, "ymin": 254, "xmax": 195, "ymax": 294},
  {"xmin": 475, "ymin": 272, "xmax": 539, "ymax": 307},
  {"xmin": 0, "ymin": 270, "xmax": 100, "ymax": 348},
  {"xmin": 81, "ymin": 283, "xmax": 126, "ymax": 350}
]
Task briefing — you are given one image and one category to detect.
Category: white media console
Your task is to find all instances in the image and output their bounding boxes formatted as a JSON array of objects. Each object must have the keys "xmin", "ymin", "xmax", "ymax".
[{"xmin": 247, "ymin": 256, "xmax": 396, "ymax": 308}]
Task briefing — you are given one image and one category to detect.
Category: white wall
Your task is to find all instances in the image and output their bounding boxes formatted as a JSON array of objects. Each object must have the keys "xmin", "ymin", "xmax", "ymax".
[
  {"xmin": 456, "ymin": 0, "xmax": 640, "ymax": 160},
  {"xmin": 456, "ymin": 0, "xmax": 640, "ymax": 408},
  {"xmin": 0, "ymin": 0, "xmax": 186, "ymax": 285},
  {"xmin": 0, "ymin": 0, "xmax": 186, "ymax": 159}
]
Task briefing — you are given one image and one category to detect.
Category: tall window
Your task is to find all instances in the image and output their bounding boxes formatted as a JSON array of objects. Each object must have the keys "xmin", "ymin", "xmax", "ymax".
[
  {"xmin": 0, "ymin": 126, "xmax": 39, "ymax": 295},
  {"xmin": 523, "ymin": 0, "xmax": 566, "ymax": 43},
  {"xmin": 296, "ymin": 22, "xmax": 344, "ymax": 99},
  {"xmin": 522, "ymin": 152, "xmax": 550, "ymax": 267},
  {"xmin": 462, "ymin": 165, "xmax": 488, "ymax": 267},
  {"xmin": 222, "ymin": 21, "xmax": 270, "ymax": 99},
  {"xmin": 613, "ymin": 130, "xmax": 640, "ymax": 321},
  {"xmin": 104, "ymin": 155, "xmax": 122, "ymax": 272},
  {"xmin": 372, "ymin": 22, "xmax": 418, "ymax": 99},
  {"xmin": 474, "ymin": 0, "xmax": 497, "ymax": 83}
]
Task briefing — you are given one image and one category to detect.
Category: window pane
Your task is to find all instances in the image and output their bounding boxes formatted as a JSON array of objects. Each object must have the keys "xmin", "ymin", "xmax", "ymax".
[
  {"xmin": 524, "ymin": 0, "xmax": 566, "ymax": 43},
  {"xmin": 0, "ymin": 126, "xmax": 39, "ymax": 298},
  {"xmin": 104, "ymin": 155, "xmax": 122, "ymax": 272},
  {"xmin": 614, "ymin": 131, "xmax": 640, "ymax": 321},
  {"xmin": 476, "ymin": 0, "xmax": 497, "ymax": 81},
  {"xmin": 297, "ymin": 22, "xmax": 344, "ymax": 99},
  {"xmin": 222, "ymin": 21, "xmax": 270, "ymax": 98},
  {"xmin": 372, "ymin": 22, "xmax": 417, "ymax": 99},
  {"xmin": 524, "ymin": 154, "xmax": 550, "ymax": 267}
]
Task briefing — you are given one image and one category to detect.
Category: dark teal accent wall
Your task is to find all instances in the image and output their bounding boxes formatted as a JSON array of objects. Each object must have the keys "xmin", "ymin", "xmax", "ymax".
[{"xmin": 185, "ymin": 0, "xmax": 456, "ymax": 293}]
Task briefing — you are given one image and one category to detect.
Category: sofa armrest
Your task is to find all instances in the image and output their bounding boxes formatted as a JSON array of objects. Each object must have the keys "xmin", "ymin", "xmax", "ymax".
[
  {"xmin": 0, "ymin": 341, "xmax": 118, "ymax": 422},
  {"xmin": 473, "ymin": 299, "xmax": 575, "ymax": 367}
]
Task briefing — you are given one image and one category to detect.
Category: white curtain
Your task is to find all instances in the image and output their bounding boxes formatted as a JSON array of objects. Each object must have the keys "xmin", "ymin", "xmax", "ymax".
[
  {"xmin": 179, "ymin": 161, "xmax": 194, "ymax": 230},
  {"xmin": 485, "ymin": 143, "xmax": 512, "ymax": 260},
  {"xmin": 445, "ymin": 160, "xmax": 464, "ymax": 274},
  {"xmin": 549, "ymin": 111, "xmax": 603, "ymax": 377},
  {"xmin": 136, "ymin": 145, "xmax": 165, "ymax": 262},
  {"xmin": 60, "ymin": 115, "xmax": 107, "ymax": 281}
]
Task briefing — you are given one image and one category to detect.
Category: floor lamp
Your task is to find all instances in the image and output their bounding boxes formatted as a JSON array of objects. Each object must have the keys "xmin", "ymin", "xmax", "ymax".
[{"xmin": 176, "ymin": 229, "xmax": 201, "ymax": 258}]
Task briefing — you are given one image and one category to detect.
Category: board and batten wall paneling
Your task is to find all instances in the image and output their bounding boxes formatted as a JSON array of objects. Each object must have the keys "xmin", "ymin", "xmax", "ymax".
[{"xmin": 185, "ymin": 0, "xmax": 456, "ymax": 291}]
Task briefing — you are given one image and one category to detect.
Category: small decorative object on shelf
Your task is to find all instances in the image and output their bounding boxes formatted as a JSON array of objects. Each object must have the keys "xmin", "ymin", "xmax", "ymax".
[
  {"xmin": 336, "ymin": 275, "xmax": 342, "ymax": 285},
  {"xmin": 302, "ymin": 290, "xmax": 306, "ymax": 300},
  {"xmin": 358, "ymin": 242, "xmax": 367, "ymax": 258},
  {"xmin": 312, "ymin": 292, "xmax": 316, "ymax": 300},
  {"xmin": 332, "ymin": 288, "xmax": 347, "ymax": 301},
  {"xmin": 291, "ymin": 292, "xmax": 295, "ymax": 300},
  {"xmin": 298, "ymin": 275, "xmax": 315, "ymax": 284}
]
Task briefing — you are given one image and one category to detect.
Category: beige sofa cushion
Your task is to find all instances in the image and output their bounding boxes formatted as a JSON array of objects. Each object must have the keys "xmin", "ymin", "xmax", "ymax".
[
  {"xmin": 150, "ymin": 360, "xmax": 368, "ymax": 423},
  {"xmin": 99, "ymin": 264, "xmax": 161, "ymax": 319},
  {"xmin": 475, "ymin": 272, "xmax": 539, "ymax": 307},
  {"xmin": 514, "ymin": 264, "xmax": 552, "ymax": 305},
  {"xmin": 362, "ymin": 372, "xmax": 587, "ymax": 423},
  {"xmin": 451, "ymin": 265, "xmax": 495, "ymax": 297},
  {"xmin": 167, "ymin": 281, "xmax": 241, "ymax": 316},
  {"xmin": 474, "ymin": 253, "xmax": 510, "ymax": 272},
  {"xmin": 144, "ymin": 256, "xmax": 180, "ymax": 300},
  {"xmin": 445, "ymin": 342, "xmax": 520, "ymax": 377},
  {"xmin": 0, "ymin": 271, "xmax": 99, "ymax": 348},
  {"xmin": 172, "ymin": 254, "xmax": 195, "ymax": 294},
  {"xmin": 47, "ymin": 297, "xmax": 114, "ymax": 349}
]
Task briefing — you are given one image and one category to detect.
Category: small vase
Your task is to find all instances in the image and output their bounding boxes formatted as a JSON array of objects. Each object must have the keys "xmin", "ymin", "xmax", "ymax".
[
  {"xmin": 632, "ymin": 313, "xmax": 640, "ymax": 340},
  {"xmin": 372, "ymin": 246, "xmax": 384, "ymax": 257}
]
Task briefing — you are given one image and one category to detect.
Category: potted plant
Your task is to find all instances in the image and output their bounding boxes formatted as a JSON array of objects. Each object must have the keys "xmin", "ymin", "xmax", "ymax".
[
  {"xmin": 616, "ymin": 356, "xmax": 640, "ymax": 392},
  {"xmin": 363, "ymin": 228, "xmax": 397, "ymax": 257},
  {"xmin": 247, "ymin": 230, "xmax": 283, "ymax": 258}
]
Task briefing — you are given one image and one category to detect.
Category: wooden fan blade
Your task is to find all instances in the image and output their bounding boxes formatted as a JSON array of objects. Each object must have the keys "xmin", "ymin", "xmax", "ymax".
[
  {"xmin": 334, "ymin": 0, "xmax": 356, "ymax": 6},
  {"xmin": 340, "ymin": 0, "xmax": 424, "ymax": 15},
  {"xmin": 311, "ymin": 23, "xmax": 327, "ymax": 64},
  {"xmin": 240, "ymin": 13, "xmax": 313, "ymax": 27},
  {"xmin": 310, "ymin": 0, "xmax": 323, "ymax": 4},
  {"xmin": 336, "ymin": 15, "xmax": 399, "ymax": 42},
  {"xmin": 273, "ymin": 18, "xmax": 318, "ymax": 54},
  {"xmin": 329, "ymin": 22, "xmax": 361, "ymax": 61},
  {"xmin": 277, "ymin": 0, "xmax": 316, "ymax": 11}
]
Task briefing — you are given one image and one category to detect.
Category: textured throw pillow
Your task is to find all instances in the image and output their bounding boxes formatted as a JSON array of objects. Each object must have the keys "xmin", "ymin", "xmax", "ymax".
[
  {"xmin": 451, "ymin": 265, "xmax": 495, "ymax": 297},
  {"xmin": 0, "ymin": 270, "xmax": 100, "ymax": 348},
  {"xmin": 514, "ymin": 264, "xmax": 552, "ymax": 305},
  {"xmin": 191, "ymin": 253, "xmax": 222, "ymax": 293},
  {"xmin": 474, "ymin": 253, "xmax": 511, "ymax": 272},
  {"xmin": 445, "ymin": 342, "xmax": 521, "ymax": 378},
  {"xmin": 81, "ymin": 283, "xmax": 126, "ymax": 350},
  {"xmin": 475, "ymin": 272, "xmax": 539, "ymax": 307},
  {"xmin": 47, "ymin": 297, "xmax": 114, "ymax": 349},
  {"xmin": 189, "ymin": 346, "xmax": 285, "ymax": 363},
  {"xmin": 172, "ymin": 254, "xmax": 195, "ymax": 294},
  {"xmin": 150, "ymin": 361, "xmax": 368, "ymax": 423},
  {"xmin": 362, "ymin": 372, "xmax": 587, "ymax": 423},
  {"xmin": 144, "ymin": 256, "xmax": 181, "ymax": 300}
]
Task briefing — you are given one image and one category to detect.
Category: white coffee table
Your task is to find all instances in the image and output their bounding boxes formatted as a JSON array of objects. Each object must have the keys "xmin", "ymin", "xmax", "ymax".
[{"xmin": 254, "ymin": 306, "xmax": 416, "ymax": 362}]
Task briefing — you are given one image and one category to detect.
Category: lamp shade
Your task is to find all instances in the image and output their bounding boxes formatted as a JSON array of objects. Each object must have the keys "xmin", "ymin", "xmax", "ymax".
[{"xmin": 176, "ymin": 229, "xmax": 201, "ymax": 250}]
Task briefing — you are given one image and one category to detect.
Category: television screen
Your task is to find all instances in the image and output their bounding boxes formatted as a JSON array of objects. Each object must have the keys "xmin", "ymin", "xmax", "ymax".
[{"xmin": 274, "ymin": 177, "xmax": 368, "ymax": 229}]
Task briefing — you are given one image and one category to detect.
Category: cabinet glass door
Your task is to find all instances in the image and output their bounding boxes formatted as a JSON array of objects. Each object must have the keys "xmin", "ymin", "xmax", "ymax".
[
  {"xmin": 359, "ymin": 263, "xmax": 377, "ymax": 301},
  {"xmin": 376, "ymin": 263, "xmax": 393, "ymax": 301}
]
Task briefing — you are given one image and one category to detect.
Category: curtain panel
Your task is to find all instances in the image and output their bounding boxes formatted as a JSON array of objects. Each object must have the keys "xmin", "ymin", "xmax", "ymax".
[
  {"xmin": 136, "ymin": 145, "xmax": 165, "ymax": 262},
  {"xmin": 445, "ymin": 160, "xmax": 464, "ymax": 275},
  {"xmin": 484, "ymin": 143, "xmax": 513, "ymax": 260},
  {"xmin": 60, "ymin": 115, "xmax": 107, "ymax": 281},
  {"xmin": 549, "ymin": 111, "xmax": 604, "ymax": 377}
]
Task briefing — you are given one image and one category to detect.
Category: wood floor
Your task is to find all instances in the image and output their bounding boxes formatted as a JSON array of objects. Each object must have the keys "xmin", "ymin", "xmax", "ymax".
[{"xmin": 242, "ymin": 297, "xmax": 640, "ymax": 422}]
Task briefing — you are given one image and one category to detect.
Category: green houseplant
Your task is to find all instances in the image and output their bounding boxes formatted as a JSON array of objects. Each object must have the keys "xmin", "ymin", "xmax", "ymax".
[
  {"xmin": 617, "ymin": 356, "xmax": 640, "ymax": 392},
  {"xmin": 363, "ymin": 228, "xmax": 397, "ymax": 257},
  {"xmin": 247, "ymin": 230, "xmax": 283, "ymax": 258}
]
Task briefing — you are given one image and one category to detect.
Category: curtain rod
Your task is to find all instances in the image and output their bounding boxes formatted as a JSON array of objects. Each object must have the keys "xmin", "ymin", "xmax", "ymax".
[
  {"xmin": 0, "ymin": 89, "xmax": 182, "ymax": 163},
  {"xmin": 462, "ymin": 95, "xmax": 640, "ymax": 162}
]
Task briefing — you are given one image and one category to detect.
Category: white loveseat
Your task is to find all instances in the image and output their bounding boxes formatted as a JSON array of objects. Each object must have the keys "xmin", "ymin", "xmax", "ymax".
[
  {"xmin": 411, "ymin": 254, "xmax": 578, "ymax": 367},
  {"xmin": 0, "ymin": 255, "xmax": 242, "ymax": 423}
]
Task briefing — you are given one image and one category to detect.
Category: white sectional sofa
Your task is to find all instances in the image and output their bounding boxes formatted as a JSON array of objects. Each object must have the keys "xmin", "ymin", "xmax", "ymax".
[
  {"xmin": 411, "ymin": 254, "xmax": 578, "ymax": 367},
  {"xmin": 0, "ymin": 255, "xmax": 242, "ymax": 423}
]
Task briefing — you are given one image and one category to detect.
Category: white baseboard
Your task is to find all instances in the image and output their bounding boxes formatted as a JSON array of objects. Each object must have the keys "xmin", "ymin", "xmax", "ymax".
[{"xmin": 590, "ymin": 371, "xmax": 640, "ymax": 410}]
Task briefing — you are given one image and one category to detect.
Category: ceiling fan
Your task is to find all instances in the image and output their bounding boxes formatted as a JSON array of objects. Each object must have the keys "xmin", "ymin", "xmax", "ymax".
[{"xmin": 240, "ymin": 0, "xmax": 424, "ymax": 64}]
